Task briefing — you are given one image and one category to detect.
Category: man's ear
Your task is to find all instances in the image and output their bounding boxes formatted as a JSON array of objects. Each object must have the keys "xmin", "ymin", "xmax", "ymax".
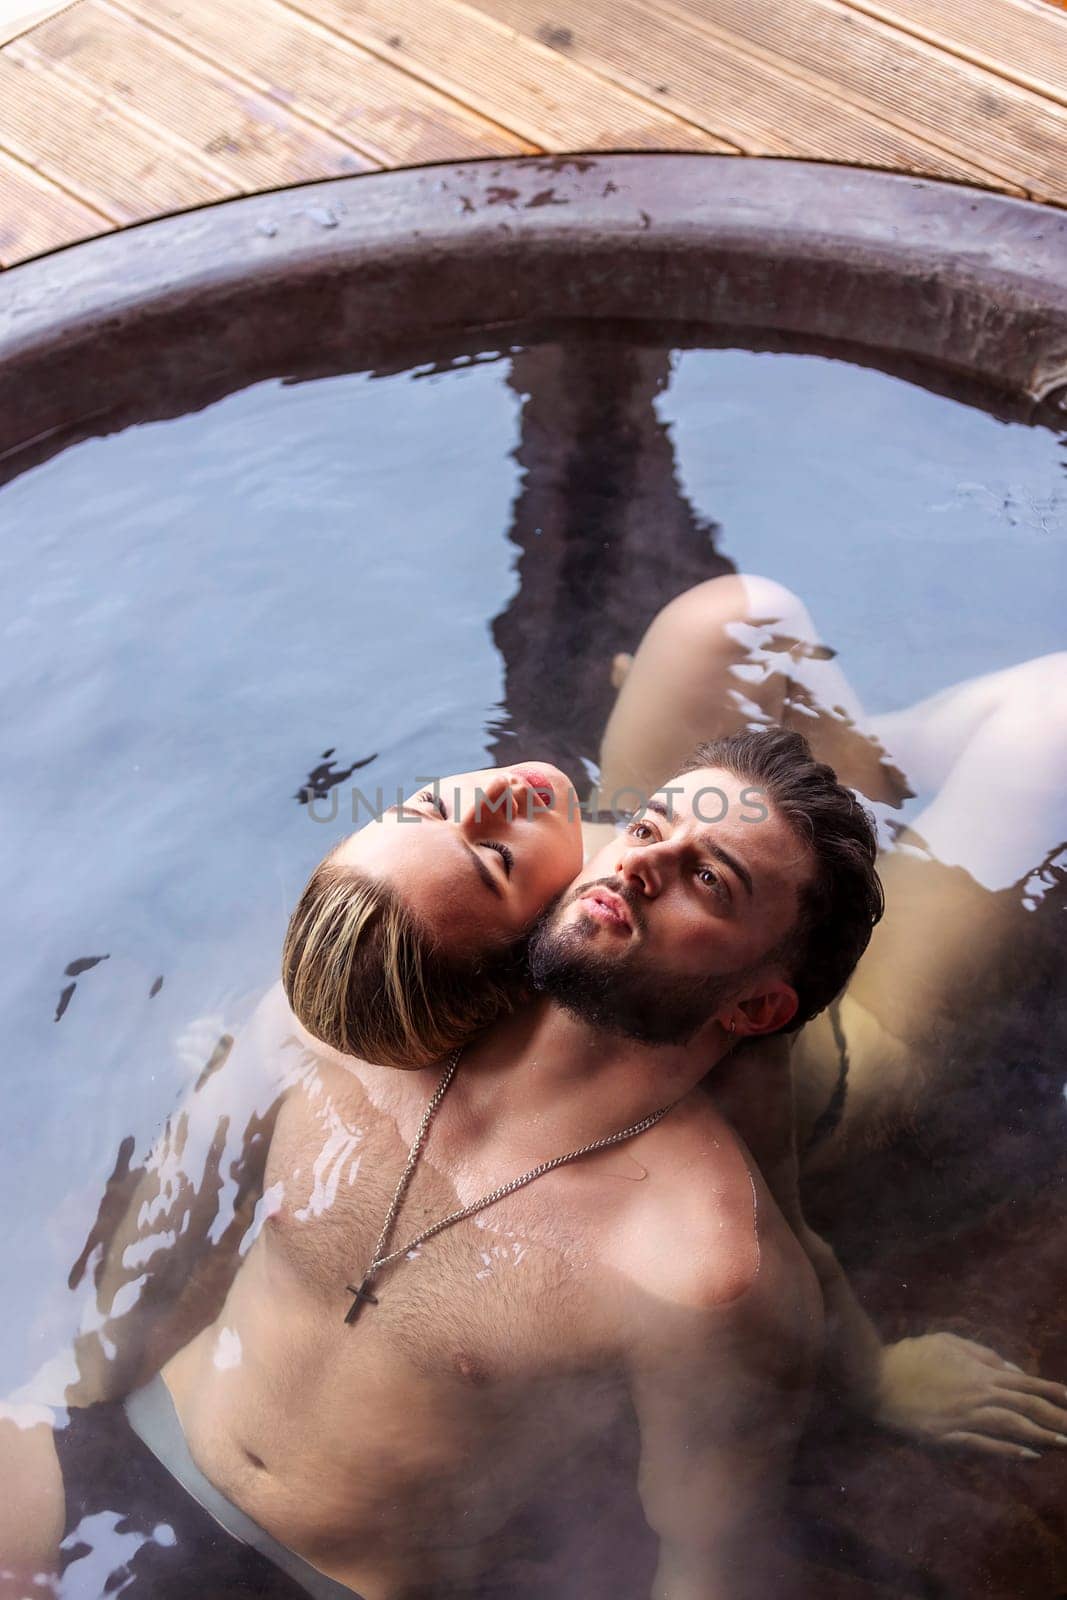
[{"xmin": 735, "ymin": 980, "xmax": 798, "ymax": 1037}]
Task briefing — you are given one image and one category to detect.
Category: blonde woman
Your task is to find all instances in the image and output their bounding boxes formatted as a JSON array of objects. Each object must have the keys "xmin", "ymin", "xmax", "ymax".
[{"xmin": 283, "ymin": 760, "xmax": 584, "ymax": 1069}]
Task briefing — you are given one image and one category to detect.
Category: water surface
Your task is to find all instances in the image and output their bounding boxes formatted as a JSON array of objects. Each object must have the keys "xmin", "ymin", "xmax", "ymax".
[{"xmin": 1, "ymin": 330, "xmax": 1064, "ymax": 1597}]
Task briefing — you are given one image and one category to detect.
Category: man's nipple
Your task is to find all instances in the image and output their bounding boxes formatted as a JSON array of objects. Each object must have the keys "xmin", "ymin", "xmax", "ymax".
[{"xmin": 453, "ymin": 1350, "xmax": 493, "ymax": 1387}]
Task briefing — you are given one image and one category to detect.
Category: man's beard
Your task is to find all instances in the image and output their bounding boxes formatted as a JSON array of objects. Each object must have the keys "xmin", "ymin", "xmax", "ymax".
[{"xmin": 527, "ymin": 879, "xmax": 759, "ymax": 1047}]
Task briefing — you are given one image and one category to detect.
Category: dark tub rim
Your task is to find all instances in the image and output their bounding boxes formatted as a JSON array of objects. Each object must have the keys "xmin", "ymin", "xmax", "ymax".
[{"xmin": 1, "ymin": 154, "xmax": 1066, "ymax": 474}]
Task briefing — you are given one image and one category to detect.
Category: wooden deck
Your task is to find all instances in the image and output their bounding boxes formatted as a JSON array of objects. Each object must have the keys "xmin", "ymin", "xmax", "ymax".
[{"xmin": 0, "ymin": 0, "xmax": 1065, "ymax": 267}]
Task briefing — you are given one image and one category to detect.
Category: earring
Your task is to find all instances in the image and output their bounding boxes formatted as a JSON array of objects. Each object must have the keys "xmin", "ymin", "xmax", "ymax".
[{"xmin": 727, "ymin": 1018, "xmax": 736, "ymax": 1034}]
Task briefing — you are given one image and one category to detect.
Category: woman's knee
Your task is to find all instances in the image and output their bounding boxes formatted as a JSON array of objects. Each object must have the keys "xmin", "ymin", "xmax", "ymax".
[
  {"xmin": 735, "ymin": 573, "xmax": 808, "ymax": 627},
  {"xmin": 649, "ymin": 573, "xmax": 807, "ymax": 649}
]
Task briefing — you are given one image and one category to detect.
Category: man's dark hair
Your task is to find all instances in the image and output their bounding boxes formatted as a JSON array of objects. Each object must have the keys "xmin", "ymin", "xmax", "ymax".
[{"xmin": 677, "ymin": 728, "xmax": 884, "ymax": 1033}]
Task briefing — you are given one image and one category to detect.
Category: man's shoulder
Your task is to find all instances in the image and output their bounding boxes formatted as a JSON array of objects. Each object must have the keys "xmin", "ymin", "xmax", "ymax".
[
  {"xmin": 613, "ymin": 1099, "xmax": 768, "ymax": 1315},
  {"xmin": 609, "ymin": 1199, "xmax": 820, "ymax": 1431}
]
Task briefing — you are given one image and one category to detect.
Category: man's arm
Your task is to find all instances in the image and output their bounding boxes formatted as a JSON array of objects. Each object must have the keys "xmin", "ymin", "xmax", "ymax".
[
  {"xmin": 65, "ymin": 983, "xmax": 296, "ymax": 1405},
  {"xmin": 628, "ymin": 1233, "xmax": 821, "ymax": 1600}
]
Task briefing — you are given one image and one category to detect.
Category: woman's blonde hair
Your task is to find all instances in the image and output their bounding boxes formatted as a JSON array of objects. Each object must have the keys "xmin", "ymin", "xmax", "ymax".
[{"xmin": 282, "ymin": 855, "xmax": 526, "ymax": 1069}]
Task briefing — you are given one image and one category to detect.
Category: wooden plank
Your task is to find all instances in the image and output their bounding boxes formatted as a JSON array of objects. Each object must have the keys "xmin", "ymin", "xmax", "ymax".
[
  {"xmin": 19, "ymin": 0, "xmax": 373, "ymax": 194},
  {"xmin": 0, "ymin": 45, "xmax": 231, "ymax": 220},
  {"xmin": 836, "ymin": 0, "xmax": 1067, "ymax": 108},
  {"xmin": 111, "ymin": 0, "xmax": 535, "ymax": 165},
  {"xmin": 278, "ymin": 0, "xmax": 733, "ymax": 152},
  {"xmin": 647, "ymin": 0, "xmax": 1067, "ymax": 202},
  {"xmin": 0, "ymin": 145, "xmax": 109, "ymax": 265},
  {"xmin": 466, "ymin": 0, "xmax": 1013, "ymax": 185},
  {"xmin": 0, "ymin": 1, "xmax": 77, "ymax": 49}
]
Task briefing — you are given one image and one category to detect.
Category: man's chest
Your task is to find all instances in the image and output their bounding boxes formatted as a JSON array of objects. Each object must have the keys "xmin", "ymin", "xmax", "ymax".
[{"xmin": 257, "ymin": 1070, "xmax": 620, "ymax": 1387}]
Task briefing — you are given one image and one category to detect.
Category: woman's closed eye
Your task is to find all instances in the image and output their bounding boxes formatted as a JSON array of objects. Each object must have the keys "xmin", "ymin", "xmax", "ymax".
[
  {"xmin": 478, "ymin": 839, "xmax": 514, "ymax": 878},
  {"xmin": 414, "ymin": 790, "xmax": 511, "ymax": 876}
]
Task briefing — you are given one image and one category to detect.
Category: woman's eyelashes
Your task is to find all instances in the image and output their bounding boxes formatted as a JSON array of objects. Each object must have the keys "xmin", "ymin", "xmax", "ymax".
[
  {"xmin": 478, "ymin": 839, "xmax": 514, "ymax": 878},
  {"xmin": 413, "ymin": 791, "xmax": 512, "ymax": 877}
]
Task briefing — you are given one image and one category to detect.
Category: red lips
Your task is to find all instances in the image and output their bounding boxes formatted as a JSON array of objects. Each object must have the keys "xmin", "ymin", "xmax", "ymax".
[{"xmin": 510, "ymin": 765, "xmax": 557, "ymax": 808}]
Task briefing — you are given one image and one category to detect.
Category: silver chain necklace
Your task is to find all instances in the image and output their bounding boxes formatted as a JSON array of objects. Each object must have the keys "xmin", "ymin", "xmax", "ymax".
[{"xmin": 344, "ymin": 1047, "xmax": 677, "ymax": 1324}]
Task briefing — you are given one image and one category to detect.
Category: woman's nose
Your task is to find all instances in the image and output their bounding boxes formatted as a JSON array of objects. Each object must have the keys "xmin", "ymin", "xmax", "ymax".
[{"xmin": 459, "ymin": 773, "xmax": 519, "ymax": 833}]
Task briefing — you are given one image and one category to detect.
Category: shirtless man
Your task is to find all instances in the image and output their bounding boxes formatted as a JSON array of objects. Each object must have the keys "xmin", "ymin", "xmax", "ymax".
[{"xmin": 4, "ymin": 748, "xmax": 832, "ymax": 1600}]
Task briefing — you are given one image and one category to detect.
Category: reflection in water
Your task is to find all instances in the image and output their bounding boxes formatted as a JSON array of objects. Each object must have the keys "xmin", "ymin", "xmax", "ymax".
[
  {"xmin": 490, "ymin": 341, "xmax": 730, "ymax": 774},
  {"xmin": 0, "ymin": 332, "xmax": 1064, "ymax": 1599}
]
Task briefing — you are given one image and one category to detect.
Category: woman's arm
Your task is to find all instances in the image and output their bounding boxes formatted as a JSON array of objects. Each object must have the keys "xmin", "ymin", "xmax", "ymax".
[{"xmin": 707, "ymin": 1035, "xmax": 1067, "ymax": 1453}]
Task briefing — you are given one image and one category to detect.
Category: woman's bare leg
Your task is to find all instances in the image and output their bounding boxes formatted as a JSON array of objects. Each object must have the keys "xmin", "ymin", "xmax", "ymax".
[
  {"xmin": 596, "ymin": 570, "xmax": 1067, "ymax": 878},
  {"xmin": 595, "ymin": 573, "xmax": 909, "ymax": 808},
  {"xmin": 871, "ymin": 652, "xmax": 1067, "ymax": 892},
  {"xmin": 810, "ymin": 650, "xmax": 1067, "ymax": 1153},
  {"xmin": 591, "ymin": 574, "xmax": 1067, "ymax": 1152}
]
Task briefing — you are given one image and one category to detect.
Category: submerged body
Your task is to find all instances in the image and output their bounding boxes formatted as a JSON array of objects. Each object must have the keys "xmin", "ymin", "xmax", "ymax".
[{"xmin": 161, "ymin": 983, "xmax": 819, "ymax": 1597}]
